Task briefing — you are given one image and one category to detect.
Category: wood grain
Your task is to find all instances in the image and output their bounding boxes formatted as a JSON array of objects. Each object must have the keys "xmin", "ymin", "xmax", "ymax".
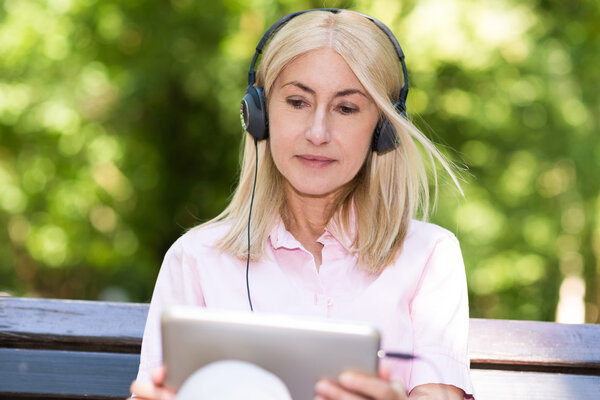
[
  {"xmin": 0, "ymin": 348, "xmax": 138, "ymax": 399},
  {"xmin": 471, "ymin": 369, "xmax": 600, "ymax": 400},
  {"xmin": 0, "ymin": 297, "xmax": 147, "ymax": 353},
  {"xmin": 469, "ymin": 318, "xmax": 600, "ymax": 372}
]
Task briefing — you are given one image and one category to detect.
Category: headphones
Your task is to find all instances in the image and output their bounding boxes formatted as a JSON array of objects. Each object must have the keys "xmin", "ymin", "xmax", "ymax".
[{"xmin": 240, "ymin": 8, "xmax": 410, "ymax": 154}]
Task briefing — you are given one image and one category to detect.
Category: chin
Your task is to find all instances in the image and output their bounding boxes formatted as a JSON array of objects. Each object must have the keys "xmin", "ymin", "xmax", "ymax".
[{"xmin": 288, "ymin": 180, "xmax": 343, "ymax": 198}]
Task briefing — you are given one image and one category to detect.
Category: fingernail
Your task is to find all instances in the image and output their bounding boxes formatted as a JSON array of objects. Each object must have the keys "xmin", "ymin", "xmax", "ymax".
[
  {"xmin": 315, "ymin": 380, "xmax": 327, "ymax": 391},
  {"xmin": 339, "ymin": 372, "xmax": 353, "ymax": 385}
]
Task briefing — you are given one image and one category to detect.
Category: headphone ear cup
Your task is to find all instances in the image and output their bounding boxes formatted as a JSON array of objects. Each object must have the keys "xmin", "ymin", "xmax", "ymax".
[
  {"xmin": 372, "ymin": 101, "xmax": 405, "ymax": 154},
  {"xmin": 240, "ymin": 86, "xmax": 269, "ymax": 141},
  {"xmin": 372, "ymin": 118, "xmax": 397, "ymax": 154}
]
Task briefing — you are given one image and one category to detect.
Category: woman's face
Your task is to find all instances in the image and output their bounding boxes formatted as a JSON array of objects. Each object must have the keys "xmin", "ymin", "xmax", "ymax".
[{"xmin": 268, "ymin": 48, "xmax": 379, "ymax": 198}]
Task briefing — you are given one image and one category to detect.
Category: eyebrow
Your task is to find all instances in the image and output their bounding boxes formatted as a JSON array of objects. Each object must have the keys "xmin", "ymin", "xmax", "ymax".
[{"xmin": 282, "ymin": 81, "xmax": 368, "ymax": 99}]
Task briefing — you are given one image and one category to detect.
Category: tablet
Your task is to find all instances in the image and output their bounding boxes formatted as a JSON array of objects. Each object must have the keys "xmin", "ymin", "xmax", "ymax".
[{"xmin": 161, "ymin": 306, "xmax": 380, "ymax": 399}]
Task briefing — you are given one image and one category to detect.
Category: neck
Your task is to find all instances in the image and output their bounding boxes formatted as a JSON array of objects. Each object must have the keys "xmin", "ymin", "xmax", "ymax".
[
  {"xmin": 281, "ymin": 182, "xmax": 344, "ymax": 270},
  {"xmin": 282, "ymin": 184, "xmax": 335, "ymax": 240}
]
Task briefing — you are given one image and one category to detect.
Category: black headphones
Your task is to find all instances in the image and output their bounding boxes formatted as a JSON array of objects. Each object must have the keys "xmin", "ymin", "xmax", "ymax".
[{"xmin": 240, "ymin": 8, "xmax": 410, "ymax": 154}]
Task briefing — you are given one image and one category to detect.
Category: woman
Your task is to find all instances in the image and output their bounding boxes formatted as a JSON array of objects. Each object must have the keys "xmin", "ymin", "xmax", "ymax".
[{"xmin": 131, "ymin": 8, "xmax": 474, "ymax": 400}]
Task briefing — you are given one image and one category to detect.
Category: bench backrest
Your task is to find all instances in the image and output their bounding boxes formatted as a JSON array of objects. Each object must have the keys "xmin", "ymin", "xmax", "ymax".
[{"xmin": 1, "ymin": 297, "xmax": 599, "ymax": 399}]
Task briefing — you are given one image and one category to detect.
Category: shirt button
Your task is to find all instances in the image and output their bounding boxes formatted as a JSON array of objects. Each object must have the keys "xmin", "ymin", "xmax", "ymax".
[{"xmin": 327, "ymin": 297, "xmax": 333, "ymax": 307}]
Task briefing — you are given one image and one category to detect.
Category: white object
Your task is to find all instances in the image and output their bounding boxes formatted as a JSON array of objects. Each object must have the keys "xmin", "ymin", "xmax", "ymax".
[{"xmin": 176, "ymin": 360, "xmax": 292, "ymax": 400}]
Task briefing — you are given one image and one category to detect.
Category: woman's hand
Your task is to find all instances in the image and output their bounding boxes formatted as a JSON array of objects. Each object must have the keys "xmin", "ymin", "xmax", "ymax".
[
  {"xmin": 128, "ymin": 366, "xmax": 176, "ymax": 400},
  {"xmin": 314, "ymin": 365, "xmax": 407, "ymax": 400}
]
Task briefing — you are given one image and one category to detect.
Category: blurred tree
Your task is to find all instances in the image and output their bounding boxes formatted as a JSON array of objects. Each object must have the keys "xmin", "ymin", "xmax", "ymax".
[
  {"xmin": 391, "ymin": 0, "xmax": 600, "ymax": 322},
  {"xmin": 0, "ymin": 0, "xmax": 598, "ymax": 322}
]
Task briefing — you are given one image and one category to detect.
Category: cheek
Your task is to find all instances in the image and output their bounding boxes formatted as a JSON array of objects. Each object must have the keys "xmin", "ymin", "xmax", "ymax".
[
  {"xmin": 268, "ymin": 108, "xmax": 292, "ymax": 151},
  {"xmin": 269, "ymin": 137, "xmax": 283, "ymax": 164},
  {"xmin": 343, "ymin": 125, "xmax": 374, "ymax": 165},
  {"xmin": 345, "ymin": 141, "xmax": 372, "ymax": 176},
  {"xmin": 268, "ymin": 111, "xmax": 306, "ymax": 166},
  {"xmin": 268, "ymin": 133, "xmax": 292, "ymax": 176}
]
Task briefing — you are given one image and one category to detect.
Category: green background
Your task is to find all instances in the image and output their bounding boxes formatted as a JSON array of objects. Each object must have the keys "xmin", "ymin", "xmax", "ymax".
[{"xmin": 1, "ymin": 0, "xmax": 598, "ymax": 322}]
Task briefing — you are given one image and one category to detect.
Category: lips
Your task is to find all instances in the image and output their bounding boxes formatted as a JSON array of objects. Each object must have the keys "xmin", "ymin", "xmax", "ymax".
[{"xmin": 296, "ymin": 154, "xmax": 335, "ymax": 168}]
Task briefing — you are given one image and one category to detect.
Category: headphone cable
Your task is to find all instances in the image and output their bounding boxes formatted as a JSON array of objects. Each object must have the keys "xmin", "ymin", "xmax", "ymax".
[{"xmin": 246, "ymin": 138, "xmax": 259, "ymax": 312}]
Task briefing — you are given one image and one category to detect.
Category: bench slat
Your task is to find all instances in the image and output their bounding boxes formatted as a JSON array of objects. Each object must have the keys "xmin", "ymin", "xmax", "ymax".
[
  {"xmin": 471, "ymin": 369, "xmax": 600, "ymax": 399},
  {"xmin": 0, "ymin": 297, "xmax": 147, "ymax": 353},
  {"xmin": 469, "ymin": 318, "xmax": 600, "ymax": 370},
  {"xmin": 0, "ymin": 348, "xmax": 139, "ymax": 399}
]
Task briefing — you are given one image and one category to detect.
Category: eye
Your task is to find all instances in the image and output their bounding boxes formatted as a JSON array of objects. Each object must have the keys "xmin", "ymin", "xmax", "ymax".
[
  {"xmin": 286, "ymin": 98, "xmax": 307, "ymax": 109},
  {"xmin": 337, "ymin": 104, "xmax": 358, "ymax": 115}
]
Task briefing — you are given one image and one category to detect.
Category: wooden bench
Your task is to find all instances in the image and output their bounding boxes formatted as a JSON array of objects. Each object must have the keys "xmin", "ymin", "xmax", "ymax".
[{"xmin": 1, "ymin": 297, "xmax": 598, "ymax": 399}]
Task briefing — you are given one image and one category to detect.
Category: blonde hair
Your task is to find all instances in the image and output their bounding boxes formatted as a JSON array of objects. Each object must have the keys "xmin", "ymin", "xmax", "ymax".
[{"xmin": 208, "ymin": 10, "xmax": 461, "ymax": 273}]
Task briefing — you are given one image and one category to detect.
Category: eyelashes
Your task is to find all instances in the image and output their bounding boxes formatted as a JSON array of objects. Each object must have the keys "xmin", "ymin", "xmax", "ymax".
[
  {"xmin": 286, "ymin": 98, "xmax": 306, "ymax": 109},
  {"xmin": 285, "ymin": 98, "xmax": 359, "ymax": 115},
  {"xmin": 337, "ymin": 105, "xmax": 358, "ymax": 115}
]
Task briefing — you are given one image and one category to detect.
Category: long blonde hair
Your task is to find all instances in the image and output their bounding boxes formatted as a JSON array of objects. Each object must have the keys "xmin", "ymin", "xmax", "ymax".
[{"xmin": 208, "ymin": 10, "xmax": 461, "ymax": 273}]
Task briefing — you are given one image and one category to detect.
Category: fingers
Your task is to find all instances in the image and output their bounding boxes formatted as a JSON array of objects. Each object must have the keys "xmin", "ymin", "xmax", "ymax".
[
  {"xmin": 379, "ymin": 362, "xmax": 392, "ymax": 381},
  {"xmin": 340, "ymin": 372, "xmax": 405, "ymax": 400},
  {"xmin": 314, "ymin": 379, "xmax": 365, "ymax": 400},
  {"xmin": 129, "ymin": 379, "xmax": 175, "ymax": 400},
  {"xmin": 151, "ymin": 366, "xmax": 167, "ymax": 386},
  {"xmin": 315, "ymin": 372, "xmax": 407, "ymax": 400}
]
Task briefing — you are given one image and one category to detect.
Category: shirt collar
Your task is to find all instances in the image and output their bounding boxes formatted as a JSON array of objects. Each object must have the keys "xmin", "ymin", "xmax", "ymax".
[
  {"xmin": 268, "ymin": 208, "xmax": 357, "ymax": 252},
  {"xmin": 269, "ymin": 217, "xmax": 301, "ymax": 250}
]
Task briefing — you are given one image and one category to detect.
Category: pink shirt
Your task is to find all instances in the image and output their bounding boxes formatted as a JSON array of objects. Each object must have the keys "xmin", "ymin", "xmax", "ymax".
[{"xmin": 137, "ymin": 218, "xmax": 474, "ymax": 397}]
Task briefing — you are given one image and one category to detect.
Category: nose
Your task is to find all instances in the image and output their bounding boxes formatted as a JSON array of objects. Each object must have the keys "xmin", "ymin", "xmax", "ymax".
[{"xmin": 305, "ymin": 107, "xmax": 331, "ymax": 146}]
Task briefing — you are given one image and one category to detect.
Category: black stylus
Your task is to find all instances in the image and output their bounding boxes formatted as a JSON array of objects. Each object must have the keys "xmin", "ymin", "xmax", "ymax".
[{"xmin": 377, "ymin": 350, "xmax": 417, "ymax": 360}]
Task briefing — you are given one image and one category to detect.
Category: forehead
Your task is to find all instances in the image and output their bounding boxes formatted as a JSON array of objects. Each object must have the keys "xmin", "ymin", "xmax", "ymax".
[{"xmin": 276, "ymin": 48, "xmax": 366, "ymax": 93}]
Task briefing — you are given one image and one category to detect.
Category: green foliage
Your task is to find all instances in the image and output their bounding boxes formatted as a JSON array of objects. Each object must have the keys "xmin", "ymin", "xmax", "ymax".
[{"xmin": 0, "ymin": 0, "xmax": 598, "ymax": 322}]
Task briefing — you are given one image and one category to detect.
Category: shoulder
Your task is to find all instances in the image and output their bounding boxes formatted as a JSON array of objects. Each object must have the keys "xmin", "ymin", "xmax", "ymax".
[
  {"xmin": 386, "ymin": 220, "xmax": 466, "ymax": 288},
  {"xmin": 384, "ymin": 219, "xmax": 462, "ymax": 272},
  {"xmin": 405, "ymin": 219, "xmax": 459, "ymax": 248},
  {"xmin": 166, "ymin": 221, "xmax": 231, "ymax": 258},
  {"xmin": 155, "ymin": 221, "xmax": 237, "ymax": 284}
]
